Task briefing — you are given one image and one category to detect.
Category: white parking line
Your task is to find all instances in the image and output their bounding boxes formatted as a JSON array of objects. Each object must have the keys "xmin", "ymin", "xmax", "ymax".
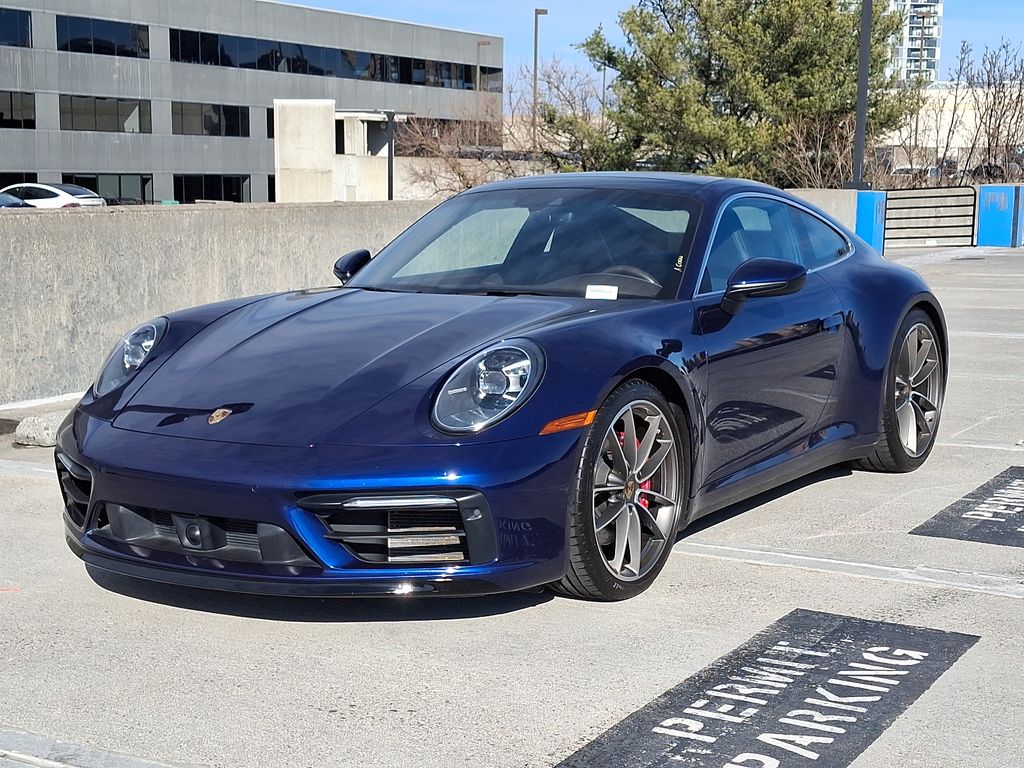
[
  {"xmin": 0, "ymin": 393, "xmax": 81, "ymax": 412},
  {"xmin": 0, "ymin": 460, "xmax": 55, "ymax": 479},
  {"xmin": 938, "ymin": 440, "xmax": 1024, "ymax": 453},
  {"xmin": 951, "ymin": 331, "xmax": 1024, "ymax": 339},
  {"xmin": 675, "ymin": 540, "xmax": 1024, "ymax": 599},
  {"xmin": 948, "ymin": 372, "xmax": 1024, "ymax": 382},
  {"xmin": 0, "ymin": 749, "xmax": 76, "ymax": 768}
]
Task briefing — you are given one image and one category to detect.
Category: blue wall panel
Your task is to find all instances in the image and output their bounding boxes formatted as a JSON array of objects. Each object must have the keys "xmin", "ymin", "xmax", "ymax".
[
  {"xmin": 977, "ymin": 185, "xmax": 1015, "ymax": 247},
  {"xmin": 855, "ymin": 191, "xmax": 887, "ymax": 252}
]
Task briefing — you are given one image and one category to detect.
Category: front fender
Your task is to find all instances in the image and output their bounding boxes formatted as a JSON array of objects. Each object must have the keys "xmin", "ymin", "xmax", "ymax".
[{"xmin": 325, "ymin": 301, "xmax": 705, "ymax": 449}]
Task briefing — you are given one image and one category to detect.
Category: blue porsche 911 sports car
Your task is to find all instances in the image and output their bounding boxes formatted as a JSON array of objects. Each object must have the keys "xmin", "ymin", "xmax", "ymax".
[{"xmin": 57, "ymin": 173, "xmax": 946, "ymax": 600}]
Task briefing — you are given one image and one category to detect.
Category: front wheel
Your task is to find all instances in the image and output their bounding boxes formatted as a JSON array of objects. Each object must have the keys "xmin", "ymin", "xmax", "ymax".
[
  {"xmin": 855, "ymin": 309, "xmax": 945, "ymax": 472},
  {"xmin": 554, "ymin": 380, "xmax": 686, "ymax": 601}
]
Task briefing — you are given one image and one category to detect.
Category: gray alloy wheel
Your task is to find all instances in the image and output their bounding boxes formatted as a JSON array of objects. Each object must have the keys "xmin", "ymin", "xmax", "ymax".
[
  {"xmin": 894, "ymin": 322, "xmax": 944, "ymax": 458},
  {"xmin": 554, "ymin": 380, "xmax": 687, "ymax": 601},
  {"xmin": 855, "ymin": 308, "xmax": 945, "ymax": 473},
  {"xmin": 592, "ymin": 400, "xmax": 681, "ymax": 582}
]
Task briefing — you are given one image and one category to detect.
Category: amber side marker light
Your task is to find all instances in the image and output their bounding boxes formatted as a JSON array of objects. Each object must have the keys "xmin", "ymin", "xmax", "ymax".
[{"xmin": 539, "ymin": 410, "xmax": 597, "ymax": 435}]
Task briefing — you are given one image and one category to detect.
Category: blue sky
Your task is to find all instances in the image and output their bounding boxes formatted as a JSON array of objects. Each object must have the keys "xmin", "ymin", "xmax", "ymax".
[{"xmin": 295, "ymin": 0, "xmax": 1022, "ymax": 80}]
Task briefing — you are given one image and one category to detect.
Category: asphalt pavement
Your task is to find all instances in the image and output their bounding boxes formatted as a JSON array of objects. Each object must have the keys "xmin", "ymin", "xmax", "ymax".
[{"xmin": 0, "ymin": 246, "xmax": 1021, "ymax": 768}]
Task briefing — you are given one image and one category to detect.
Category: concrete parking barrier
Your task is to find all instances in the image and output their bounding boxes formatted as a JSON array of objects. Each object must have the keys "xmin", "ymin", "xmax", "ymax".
[{"xmin": 0, "ymin": 201, "xmax": 435, "ymax": 405}]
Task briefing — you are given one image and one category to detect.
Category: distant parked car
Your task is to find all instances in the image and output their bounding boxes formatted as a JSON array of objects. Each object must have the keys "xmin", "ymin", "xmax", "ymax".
[
  {"xmin": 0, "ymin": 192, "xmax": 32, "ymax": 209},
  {"xmin": 889, "ymin": 165, "xmax": 930, "ymax": 180},
  {"xmin": 103, "ymin": 196, "xmax": 145, "ymax": 206},
  {"xmin": 0, "ymin": 182, "xmax": 106, "ymax": 209}
]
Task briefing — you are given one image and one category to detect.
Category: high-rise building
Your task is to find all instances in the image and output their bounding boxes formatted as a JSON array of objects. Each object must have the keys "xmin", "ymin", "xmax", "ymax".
[{"xmin": 888, "ymin": 0, "xmax": 944, "ymax": 82}]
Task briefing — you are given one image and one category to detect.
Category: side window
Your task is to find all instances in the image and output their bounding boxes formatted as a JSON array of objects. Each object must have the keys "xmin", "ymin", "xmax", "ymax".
[
  {"xmin": 26, "ymin": 187, "xmax": 56, "ymax": 200},
  {"xmin": 6, "ymin": 185, "xmax": 26, "ymax": 199},
  {"xmin": 700, "ymin": 198, "xmax": 801, "ymax": 293},
  {"xmin": 792, "ymin": 209, "xmax": 850, "ymax": 270}
]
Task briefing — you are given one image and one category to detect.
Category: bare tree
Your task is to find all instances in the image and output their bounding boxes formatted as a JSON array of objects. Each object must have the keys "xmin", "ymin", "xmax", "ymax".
[
  {"xmin": 893, "ymin": 40, "xmax": 1024, "ymax": 188},
  {"xmin": 963, "ymin": 41, "xmax": 1024, "ymax": 181},
  {"xmin": 775, "ymin": 115, "xmax": 857, "ymax": 189},
  {"xmin": 395, "ymin": 60, "xmax": 616, "ymax": 197}
]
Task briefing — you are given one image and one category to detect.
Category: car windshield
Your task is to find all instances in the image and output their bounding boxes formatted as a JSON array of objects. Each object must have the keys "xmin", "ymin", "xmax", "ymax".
[
  {"xmin": 0, "ymin": 193, "xmax": 23, "ymax": 205},
  {"xmin": 348, "ymin": 187, "xmax": 702, "ymax": 299}
]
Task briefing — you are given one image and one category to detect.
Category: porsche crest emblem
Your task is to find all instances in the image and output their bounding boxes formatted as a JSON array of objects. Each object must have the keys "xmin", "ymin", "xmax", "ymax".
[{"xmin": 208, "ymin": 408, "xmax": 233, "ymax": 425}]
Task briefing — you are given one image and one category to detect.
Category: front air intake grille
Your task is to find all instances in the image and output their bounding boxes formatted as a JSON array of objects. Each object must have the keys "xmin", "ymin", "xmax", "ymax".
[
  {"xmin": 90, "ymin": 504, "xmax": 319, "ymax": 571},
  {"xmin": 56, "ymin": 453, "xmax": 92, "ymax": 528},
  {"xmin": 297, "ymin": 492, "xmax": 497, "ymax": 566}
]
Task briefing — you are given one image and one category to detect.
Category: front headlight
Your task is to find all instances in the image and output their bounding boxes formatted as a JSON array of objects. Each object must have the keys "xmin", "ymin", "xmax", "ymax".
[
  {"xmin": 432, "ymin": 341, "xmax": 545, "ymax": 433},
  {"xmin": 93, "ymin": 318, "xmax": 168, "ymax": 397}
]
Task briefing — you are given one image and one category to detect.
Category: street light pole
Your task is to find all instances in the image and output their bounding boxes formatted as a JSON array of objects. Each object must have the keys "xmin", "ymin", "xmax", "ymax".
[
  {"xmin": 850, "ymin": 0, "xmax": 873, "ymax": 189},
  {"xmin": 385, "ymin": 110, "xmax": 396, "ymax": 201},
  {"xmin": 476, "ymin": 39, "xmax": 491, "ymax": 147},
  {"xmin": 532, "ymin": 8, "xmax": 548, "ymax": 151},
  {"xmin": 600, "ymin": 64, "xmax": 607, "ymax": 128}
]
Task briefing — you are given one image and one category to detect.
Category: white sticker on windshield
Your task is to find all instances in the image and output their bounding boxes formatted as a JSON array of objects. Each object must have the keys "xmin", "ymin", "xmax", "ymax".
[{"xmin": 585, "ymin": 284, "xmax": 619, "ymax": 301}]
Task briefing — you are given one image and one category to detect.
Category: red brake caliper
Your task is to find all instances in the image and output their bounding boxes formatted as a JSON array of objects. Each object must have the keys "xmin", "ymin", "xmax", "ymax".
[{"xmin": 617, "ymin": 431, "xmax": 652, "ymax": 509}]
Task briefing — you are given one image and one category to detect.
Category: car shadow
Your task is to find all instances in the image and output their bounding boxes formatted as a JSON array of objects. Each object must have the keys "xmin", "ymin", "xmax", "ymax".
[
  {"xmin": 677, "ymin": 464, "xmax": 854, "ymax": 540},
  {"xmin": 86, "ymin": 566, "xmax": 553, "ymax": 622}
]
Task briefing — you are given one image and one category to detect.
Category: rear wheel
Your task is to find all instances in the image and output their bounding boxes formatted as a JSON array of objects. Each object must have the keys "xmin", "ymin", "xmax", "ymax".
[
  {"xmin": 855, "ymin": 309, "xmax": 945, "ymax": 472},
  {"xmin": 554, "ymin": 380, "xmax": 686, "ymax": 601}
]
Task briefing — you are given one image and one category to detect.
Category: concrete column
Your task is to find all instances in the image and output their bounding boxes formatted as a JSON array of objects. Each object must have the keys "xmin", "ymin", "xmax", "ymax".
[
  {"xmin": 31, "ymin": 11, "xmax": 58, "ymax": 50},
  {"xmin": 254, "ymin": 107, "xmax": 271, "ymax": 141},
  {"xmin": 34, "ymin": 92, "xmax": 60, "ymax": 130},
  {"xmin": 151, "ymin": 99, "xmax": 173, "ymax": 136},
  {"xmin": 274, "ymin": 99, "xmax": 335, "ymax": 203},
  {"xmin": 153, "ymin": 173, "xmax": 175, "ymax": 203},
  {"xmin": 149, "ymin": 26, "xmax": 171, "ymax": 61},
  {"xmin": 250, "ymin": 173, "xmax": 269, "ymax": 203}
]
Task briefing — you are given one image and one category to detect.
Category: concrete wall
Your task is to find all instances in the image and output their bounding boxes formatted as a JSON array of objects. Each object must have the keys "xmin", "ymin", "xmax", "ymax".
[
  {"xmin": 0, "ymin": 201, "xmax": 436, "ymax": 405},
  {"xmin": 788, "ymin": 189, "xmax": 859, "ymax": 230}
]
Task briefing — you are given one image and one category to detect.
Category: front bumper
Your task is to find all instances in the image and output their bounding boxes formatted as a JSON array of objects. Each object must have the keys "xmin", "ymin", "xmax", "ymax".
[{"xmin": 58, "ymin": 410, "xmax": 582, "ymax": 596}]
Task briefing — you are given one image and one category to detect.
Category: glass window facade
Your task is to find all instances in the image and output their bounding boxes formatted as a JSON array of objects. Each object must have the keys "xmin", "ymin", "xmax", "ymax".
[
  {"xmin": 57, "ymin": 15, "xmax": 149, "ymax": 58},
  {"xmin": 0, "ymin": 171, "xmax": 37, "ymax": 189},
  {"xmin": 59, "ymin": 95, "xmax": 152, "ymax": 133},
  {"xmin": 0, "ymin": 8, "xmax": 31, "ymax": 48},
  {"xmin": 168, "ymin": 27, "xmax": 502, "ymax": 92},
  {"xmin": 0, "ymin": 91, "xmax": 35, "ymax": 129},
  {"xmin": 62, "ymin": 173, "xmax": 155, "ymax": 204},
  {"xmin": 171, "ymin": 102, "xmax": 250, "ymax": 138},
  {"xmin": 173, "ymin": 174, "xmax": 251, "ymax": 204}
]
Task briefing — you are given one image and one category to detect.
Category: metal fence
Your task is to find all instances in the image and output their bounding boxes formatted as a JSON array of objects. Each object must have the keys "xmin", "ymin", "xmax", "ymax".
[{"xmin": 883, "ymin": 187, "xmax": 977, "ymax": 249}]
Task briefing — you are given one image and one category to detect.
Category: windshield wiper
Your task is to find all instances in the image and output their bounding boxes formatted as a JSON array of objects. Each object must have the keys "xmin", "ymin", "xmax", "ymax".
[{"xmin": 473, "ymin": 289, "xmax": 553, "ymax": 297}]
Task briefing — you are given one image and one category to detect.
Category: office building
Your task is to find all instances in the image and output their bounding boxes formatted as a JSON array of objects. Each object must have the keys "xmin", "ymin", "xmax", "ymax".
[{"xmin": 0, "ymin": 1, "xmax": 503, "ymax": 203}]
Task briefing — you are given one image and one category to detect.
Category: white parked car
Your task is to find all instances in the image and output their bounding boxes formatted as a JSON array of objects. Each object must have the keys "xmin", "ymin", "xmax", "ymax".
[{"xmin": 0, "ymin": 182, "xmax": 106, "ymax": 209}]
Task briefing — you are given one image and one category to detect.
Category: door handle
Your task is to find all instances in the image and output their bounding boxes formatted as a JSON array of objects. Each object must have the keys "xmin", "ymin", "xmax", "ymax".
[{"xmin": 823, "ymin": 312, "xmax": 844, "ymax": 334}]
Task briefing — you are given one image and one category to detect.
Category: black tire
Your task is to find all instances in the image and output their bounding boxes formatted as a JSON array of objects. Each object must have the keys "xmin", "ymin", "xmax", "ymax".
[
  {"xmin": 553, "ymin": 380, "xmax": 688, "ymax": 601},
  {"xmin": 853, "ymin": 309, "xmax": 945, "ymax": 473}
]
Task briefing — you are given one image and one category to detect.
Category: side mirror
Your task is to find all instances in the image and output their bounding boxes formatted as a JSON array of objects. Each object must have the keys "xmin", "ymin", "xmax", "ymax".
[
  {"xmin": 721, "ymin": 258, "xmax": 807, "ymax": 315},
  {"xmin": 333, "ymin": 249, "xmax": 372, "ymax": 284}
]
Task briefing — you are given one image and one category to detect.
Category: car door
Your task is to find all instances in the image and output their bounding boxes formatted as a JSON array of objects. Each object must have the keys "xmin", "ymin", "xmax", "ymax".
[{"xmin": 694, "ymin": 194, "xmax": 847, "ymax": 497}]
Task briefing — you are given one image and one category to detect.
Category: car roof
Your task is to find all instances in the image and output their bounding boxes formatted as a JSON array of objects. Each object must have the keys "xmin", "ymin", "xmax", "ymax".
[
  {"xmin": 0, "ymin": 182, "xmax": 102, "ymax": 197},
  {"xmin": 52, "ymin": 183, "xmax": 99, "ymax": 196},
  {"xmin": 464, "ymin": 171, "xmax": 780, "ymax": 202}
]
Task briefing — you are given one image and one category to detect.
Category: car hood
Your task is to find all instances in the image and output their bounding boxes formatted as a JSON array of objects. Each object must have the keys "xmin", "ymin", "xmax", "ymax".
[{"xmin": 113, "ymin": 288, "xmax": 589, "ymax": 447}]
